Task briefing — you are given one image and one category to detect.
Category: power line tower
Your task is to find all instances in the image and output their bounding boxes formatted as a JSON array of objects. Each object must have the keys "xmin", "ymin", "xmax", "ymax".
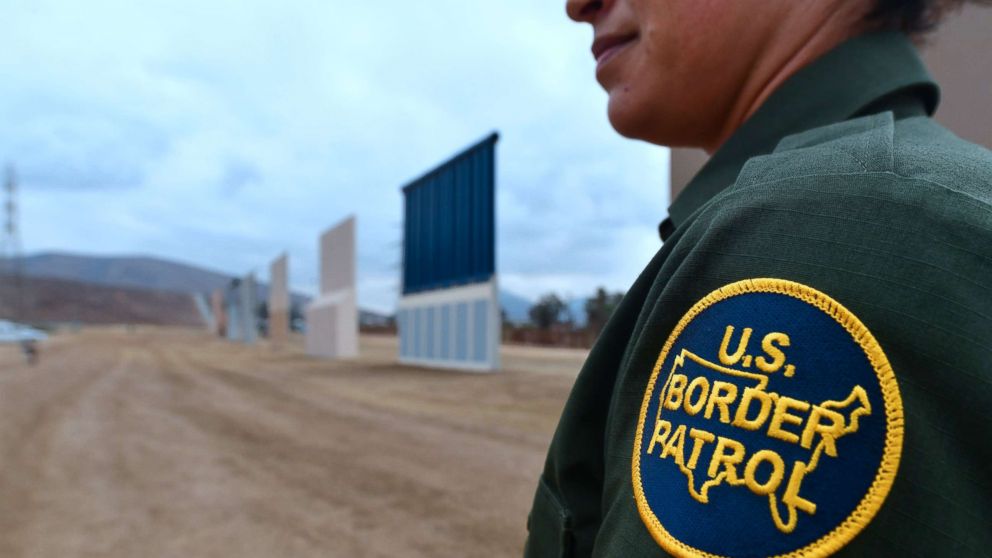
[{"xmin": 1, "ymin": 165, "xmax": 24, "ymax": 321}]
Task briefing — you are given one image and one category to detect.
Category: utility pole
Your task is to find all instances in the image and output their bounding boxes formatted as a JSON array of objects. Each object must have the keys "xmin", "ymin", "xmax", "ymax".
[{"xmin": 1, "ymin": 166, "xmax": 24, "ymax": 321}]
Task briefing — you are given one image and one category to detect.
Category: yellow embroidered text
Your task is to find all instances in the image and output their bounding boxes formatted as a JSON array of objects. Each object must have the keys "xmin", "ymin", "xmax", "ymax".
[{"xmin": 645, "ymin": 345, "xmax": 871, "ymax": 534}]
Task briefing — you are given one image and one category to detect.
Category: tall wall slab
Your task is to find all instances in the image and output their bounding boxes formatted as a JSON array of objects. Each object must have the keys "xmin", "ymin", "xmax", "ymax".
[
  {"xmin": 193, "ymin": 292, "xmax": 214, "ymax": 332},
  {"xmin": 238, "ymin": 273, "xmax": 258, "ymax": 344},
  {"xmin": 668, "ymin": 14, "xmax": 992, "ymax": 213},
  {"xmin": 210, "ymin": 288, "xmax": 226, "ymax": 337},
  {"xmin": 225, "ymin": 279, "xmax": 242, "ymax": 342},
  {"xmin": 398, "ymin": 133, "xmax": 501, "ymax": 372},
  {"xmin": 225, "ymin": 275, "xmax": 257, "ymax": 344},
  {"xmin": 269, "ymin": 253, "xmax": 290, "ymax": 344},
  {"xmin": 921, "ymin": 4, "xmax": 992, "ymax": 149},
  {"xmin": 305, "ymin": 216, "xmax": 358, "ymax": 359}
]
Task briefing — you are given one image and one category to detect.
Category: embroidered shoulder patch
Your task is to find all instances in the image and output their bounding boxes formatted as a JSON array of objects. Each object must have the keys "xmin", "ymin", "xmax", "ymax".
[{"xmin": 632, "ymin": 278, "xmax": 903, "ymax": 558}]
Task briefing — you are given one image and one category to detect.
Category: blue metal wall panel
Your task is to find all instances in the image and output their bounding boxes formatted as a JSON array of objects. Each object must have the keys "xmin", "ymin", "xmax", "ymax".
[
  {"xmin": 226, "ymin": 303, "xmax": 240, "ymax": 341},
  {"xmin": 473, "ymin": 299, "xmax": 488, "ymax": 363},
  {"xmin": 456, "ymin": 302, "xmax": 469, "ymax": 360},
  {"xmin": 404, "ymin": 308, "xmax": 411, "ymax": 357},
  {"xmin": 440, "ymin": 304, "xmax": 451, "ymax": 360},
  {"xmin": 413, "ymin": 307, "xmax": 422, "ymax": 359},
  {"xmin": 402, "ymin": 133, "xmax": 498, "ymax": 294},
  {"xmin": 425, "ymin": 306, "xmax": 436, "ymax": 359}
]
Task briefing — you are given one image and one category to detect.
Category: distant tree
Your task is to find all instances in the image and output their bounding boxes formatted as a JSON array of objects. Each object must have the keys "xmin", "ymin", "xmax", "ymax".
[
  {"xmin": 560, "ymin": 296, "xmax": 576, "ymax": 327},
  {"xmin": 585, "ymin": 287, "xmax": 624, "ymax": 335},
  {"xmin": 290, "ymin": 302, "xmax": 305, "ymax": 332},
  {"xmin": 529, "ymin": 293, "xmax": 568, "ymax": 330}
]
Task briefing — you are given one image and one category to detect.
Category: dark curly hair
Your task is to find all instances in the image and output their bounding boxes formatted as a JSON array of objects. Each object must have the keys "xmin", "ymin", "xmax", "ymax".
[{"xmin": 867, "ymin": 0, "xmax": 992, "ymax": 34}]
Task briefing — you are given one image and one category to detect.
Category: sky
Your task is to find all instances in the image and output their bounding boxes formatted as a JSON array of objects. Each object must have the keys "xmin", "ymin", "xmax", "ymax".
[{"xmin": 0, "ymin": 0, "xmax": 670, "ymax": 313}]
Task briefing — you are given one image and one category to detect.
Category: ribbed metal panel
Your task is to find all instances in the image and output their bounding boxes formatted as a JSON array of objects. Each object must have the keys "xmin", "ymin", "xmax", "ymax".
[{"xmin": 401, "ymin": 132, "xmax": 498, "ymax": 295}]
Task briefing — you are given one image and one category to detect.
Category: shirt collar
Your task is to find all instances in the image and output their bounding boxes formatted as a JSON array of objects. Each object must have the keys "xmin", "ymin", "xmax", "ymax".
[{"xmin": 660, "ymin": 31, "xmax": 939, "ymax": 241}]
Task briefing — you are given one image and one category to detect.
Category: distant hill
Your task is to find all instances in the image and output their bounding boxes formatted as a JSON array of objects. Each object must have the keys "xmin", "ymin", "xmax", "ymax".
[
  {"xmin": 359, "ymin": 309, "xmax": 393, "ymax": 328},
  {"xmin": 0, "ymin": 273, "xmax": 202, "ymax": 326},
  {"xmin": 10, "ymin": 252, "xmax": 309, "ymax": 305},
  {"xmin": 9, "ymin": 251, "xmax": 602, "ymax": 326},
  {"xmin": 499, "ymin": 290, "xmax": 532, "ymax": 324},
  {"xmin": 497, "ymin": 291, "xmax": 591, "ymax": 327},
  {"xmin": 16, "ymin": 252, "xmax": 233, "ymax": 293}
]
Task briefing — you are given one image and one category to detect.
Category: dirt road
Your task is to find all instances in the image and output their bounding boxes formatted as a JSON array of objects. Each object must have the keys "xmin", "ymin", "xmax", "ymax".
[{"xmin": 0, "ymin": 328, "xmax": 586, "ymax": 557}]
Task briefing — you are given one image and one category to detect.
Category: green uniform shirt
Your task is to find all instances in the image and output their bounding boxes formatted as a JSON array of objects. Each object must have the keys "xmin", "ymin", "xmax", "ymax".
[{"xmin": 525, "ymin": 31, "xmax": 992, "ymax": 558}]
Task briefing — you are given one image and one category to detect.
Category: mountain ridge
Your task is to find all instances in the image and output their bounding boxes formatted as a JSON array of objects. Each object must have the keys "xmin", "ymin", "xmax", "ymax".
[
  {"xmin": 13, "ymin": 252, "xmax": 245, "ymax": 294},
  {"xmin": 8, "ymin": 252, "xmax": 542, "ymax": 323}
]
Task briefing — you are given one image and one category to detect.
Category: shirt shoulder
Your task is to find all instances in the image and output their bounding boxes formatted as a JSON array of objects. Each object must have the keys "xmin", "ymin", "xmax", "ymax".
[
  {"xmin": 673, "ymin": 110, "xmax": 992, "ymax": 358},
  {"xmin": 685, "ymin": 111, "xmax": 992, "ymax": 281},
  {"xmin": 723, "ymin": 110, "xmax": 992, "ymax": 210},
  {"xmin": 648, "ymin": 113, "xmax": 992, "ymax": 556}
]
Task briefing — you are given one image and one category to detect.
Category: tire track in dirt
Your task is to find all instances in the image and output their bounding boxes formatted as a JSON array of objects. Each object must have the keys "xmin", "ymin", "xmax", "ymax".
[
  {"xmin": 0, "ymin": 340, "xmax": 131, "ymax": 556},
  {"xmin": 154, "ymin": 341, "xmax": 543, "ymax": 557},
  {"xmin": 0, "ymin": 328, "xmax": 578, "ymax": 557}
]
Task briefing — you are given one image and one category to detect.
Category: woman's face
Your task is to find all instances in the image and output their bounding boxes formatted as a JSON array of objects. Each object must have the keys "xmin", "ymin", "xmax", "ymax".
[{"xmin": 566, "ymin": 0, "xmax": 790, "ymax": 147}]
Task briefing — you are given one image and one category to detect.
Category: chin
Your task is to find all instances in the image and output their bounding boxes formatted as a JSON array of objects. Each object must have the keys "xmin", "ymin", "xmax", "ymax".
[
  {"xmin": 607, "ymin": 93, "xmax": 709, "ymax": 148},
  {"xmin": 607, "ymin": 95, "xmax": 661, "ymax": 144}
]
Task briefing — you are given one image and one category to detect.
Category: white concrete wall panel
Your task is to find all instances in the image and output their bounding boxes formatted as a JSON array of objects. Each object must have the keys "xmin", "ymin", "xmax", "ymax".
[
  {"xmin": 239, "ymin": 273, "xmax": 258, "ymax": 345},
  {"xmin": 269, "ymin": 253, "xmax": 290, "ymax": 344},
  {"xmin": 306, "ymin": 216, "xmax": 358, "ymax": 359},
  {"xmin": 397, "ymin": 279, "xmax": 501, "ymax": 372}
]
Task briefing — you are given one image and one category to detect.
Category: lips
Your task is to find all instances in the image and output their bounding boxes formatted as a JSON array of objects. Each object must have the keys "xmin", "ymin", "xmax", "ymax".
[{"xmin": 591, "ymin": 32, "xmax": 638, "ymax": 65}]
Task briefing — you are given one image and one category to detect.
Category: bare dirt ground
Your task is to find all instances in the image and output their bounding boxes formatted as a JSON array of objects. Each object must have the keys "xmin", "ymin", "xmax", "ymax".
[{"xmin": 0, "ymin": 328, "xmax": 587, "ymax": 558}]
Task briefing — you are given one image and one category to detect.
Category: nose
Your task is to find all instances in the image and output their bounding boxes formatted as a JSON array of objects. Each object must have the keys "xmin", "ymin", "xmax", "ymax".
[{"xmin": 566, "ymin": 0, "xmax": 607, "ymax": 23}]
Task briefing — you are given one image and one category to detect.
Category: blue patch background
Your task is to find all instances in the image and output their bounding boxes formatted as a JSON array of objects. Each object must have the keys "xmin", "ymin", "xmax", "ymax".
[{"xmin": 638, "ymin": 292, "xmax": 887, "ymax": 557}]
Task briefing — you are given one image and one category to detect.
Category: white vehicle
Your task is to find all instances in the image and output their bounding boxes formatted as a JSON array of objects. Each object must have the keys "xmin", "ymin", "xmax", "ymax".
[{"xmin": 0, "ymin": 320, "xmax": 48, "ymax": 343}]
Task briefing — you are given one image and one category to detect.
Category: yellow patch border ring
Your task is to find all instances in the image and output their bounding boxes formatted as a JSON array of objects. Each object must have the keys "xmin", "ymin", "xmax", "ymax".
[{"xmin": 631, "ymin": 278, "xmax": 904, "ymax": 558}]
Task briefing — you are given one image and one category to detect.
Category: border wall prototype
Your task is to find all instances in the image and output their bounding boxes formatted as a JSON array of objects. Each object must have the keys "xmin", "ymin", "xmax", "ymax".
[
  {"xmin": 269, "ymin": 253, "xmax": 290, "ymax": 344},
  {"xmin": 668, "ymin": 13, "xmax": 992, "ymax": 204},
  {"xmin": 239, "ymin": 273, "xmax": 259, "ymax": 344},
  {"xmin": 193, "ymin": 292, "xmax": 214, "ymax": 332},
  {"xmin": 210, "ymin": 288, "xmax": 226, "ymax": 336},
  {"xmin": 921, "ymin": 4, "xmax": 992, "ymax": 149},
  {"xmin": 225, "ymin": 279, "xmax": 242, "ymax": 342},
  {"xmin": 397, "ymin": 133, "xmax": 501, "ymax": 372},
  {"xmin": 305, "ymin": 216, "xmax": 358, "ymax": 359},
  {"xmin": 225, "ymin": 274, "xmax": 258, "ymax": 344}
]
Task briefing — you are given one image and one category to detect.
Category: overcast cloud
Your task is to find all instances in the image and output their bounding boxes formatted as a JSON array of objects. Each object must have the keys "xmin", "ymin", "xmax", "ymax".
[{"xmin": 0, "ymin": 0, "xmax": 670, "ymax": 313}]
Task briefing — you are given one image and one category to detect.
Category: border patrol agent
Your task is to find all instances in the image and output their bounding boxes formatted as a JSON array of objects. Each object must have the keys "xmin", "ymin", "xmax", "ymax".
[{"xmin": 524, "ymin": 1, "xmax": 992, "ymax": 556}]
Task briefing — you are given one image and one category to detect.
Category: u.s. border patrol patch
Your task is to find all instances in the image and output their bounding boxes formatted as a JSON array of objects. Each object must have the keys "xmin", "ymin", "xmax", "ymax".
[{"xmin": 632, "ymin": 278, "xmax": 903, "ymax": 558}]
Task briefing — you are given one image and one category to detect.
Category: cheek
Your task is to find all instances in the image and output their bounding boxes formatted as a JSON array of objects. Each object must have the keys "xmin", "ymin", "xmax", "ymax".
[
  {"xmin": 605, "ymin": 0, "xmax": 742, "ymax": 142},
  {"xmin": 637, "ymin": 5, "xmax": 743, "ymax": 108},
  {"xmin": 611, "ymin": 26, "xmax": 682, "ymax": 115},
  {"xmin": 651, "ymin": 0, "xmax": 740, "ymax": 74},
  {"xmin": 605, "ymin": 66, "xmax": 667, "ymax": 139},
  {"xmin": 635, "ymin": 11, "xmax": 687, "ymax": 94}
]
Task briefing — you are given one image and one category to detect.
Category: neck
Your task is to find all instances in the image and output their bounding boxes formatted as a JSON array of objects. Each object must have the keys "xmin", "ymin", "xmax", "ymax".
[{"xmin": 703, "ymin": 6, "xmax": 871, "ymax": 154}]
